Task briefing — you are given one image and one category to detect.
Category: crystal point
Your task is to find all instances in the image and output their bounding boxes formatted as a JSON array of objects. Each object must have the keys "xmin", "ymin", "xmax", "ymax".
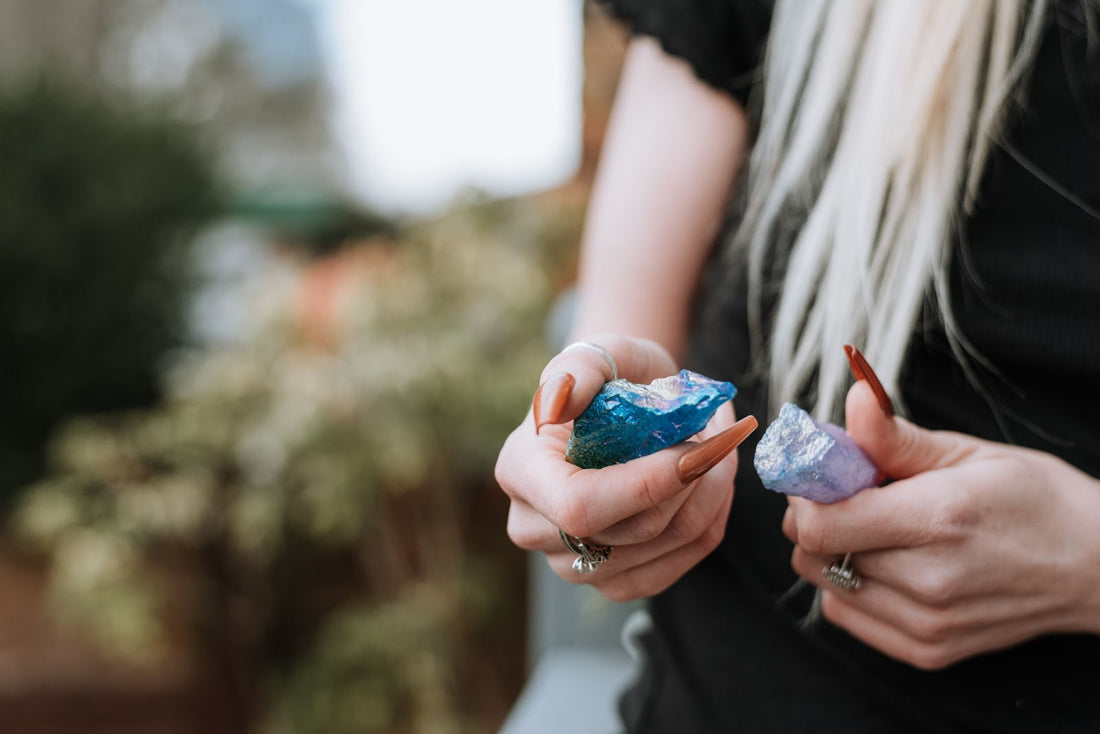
[
  {"xmin": 566, "ymin": 370, "xmax": 736, "ymax": 469},
  {"xmin": 753, "ymin": 402, "xmax": 878, "ymax": 503}
]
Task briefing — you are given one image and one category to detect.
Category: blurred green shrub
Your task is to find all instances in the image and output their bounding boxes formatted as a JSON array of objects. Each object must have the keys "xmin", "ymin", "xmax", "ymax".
[
  {"xmin": 0, "ymin": 82, "xmax": 217, "ymax": 505},
  {"xmin": 12, "ymin": 196, "xmax": 582, "ymax": 733}
]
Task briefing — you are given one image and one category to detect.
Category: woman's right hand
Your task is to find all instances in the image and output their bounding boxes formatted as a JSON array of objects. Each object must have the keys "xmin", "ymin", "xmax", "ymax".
[{"xmin": 494, "ymin": 333, "xmax": 756, "ymax": 601}]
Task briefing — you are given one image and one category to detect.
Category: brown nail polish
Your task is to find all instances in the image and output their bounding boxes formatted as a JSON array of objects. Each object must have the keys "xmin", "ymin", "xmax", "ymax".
[
  {"xmin": 676, "ymin": 416, "xmax": 758, "ymax": 484},
  {"xmin": 844, "ymin": 344, "xmax": 894, "ymax": 417},
  {"xmin": 533, "ymin": 373, "xmax": 576, "ymax": 433}
]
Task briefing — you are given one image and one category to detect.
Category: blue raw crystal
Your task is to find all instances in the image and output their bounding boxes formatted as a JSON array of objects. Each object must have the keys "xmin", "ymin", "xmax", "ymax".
[
  {"xmin": 753, "ymin": 402, "xmax": 878, "ymax": 503},
  {"xmin": 566, "ymin": 370, "xmax": 736, "ymax": 469}
]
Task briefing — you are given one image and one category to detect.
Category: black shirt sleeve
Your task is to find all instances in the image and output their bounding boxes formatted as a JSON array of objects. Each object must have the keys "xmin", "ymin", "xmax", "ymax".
[{"xmin": 598, "ymin": 0, "xmax": 773, "ymax": 106}]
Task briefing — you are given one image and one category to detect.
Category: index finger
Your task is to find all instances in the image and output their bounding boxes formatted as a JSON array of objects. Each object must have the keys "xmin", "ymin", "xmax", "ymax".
[
  {"xmin": 538, "ymin": 333, "xmax": 677, "ymax": 426},
  {"xmin": 784, "ymin": 463, "xmax": 988, "ymax": 555},
  {"xmin": 534, "ymin": 443, "xmax": 707, "ymax": 539},
  {"xmin": 503, "ymin": 411, "xmax": 748, "ymax": 539}
]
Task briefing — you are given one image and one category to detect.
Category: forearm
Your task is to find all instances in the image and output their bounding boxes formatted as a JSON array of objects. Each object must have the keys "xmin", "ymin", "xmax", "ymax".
[{"xmin": 570, "ymin": 37, "xmax": 750, "ymax": 363}]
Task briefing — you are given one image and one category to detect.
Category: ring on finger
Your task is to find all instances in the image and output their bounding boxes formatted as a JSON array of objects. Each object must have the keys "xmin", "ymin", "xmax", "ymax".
[
  {"xmin": 559, "ymin": 528, "xmax": 613, "ymax": 574},
  {"xmin": 823, "ymin": 552, "xmax": 862, "ymax": 591},
  {"xmin": 561, "ymin": 341, "xmax": 619, "ymax": 382}
]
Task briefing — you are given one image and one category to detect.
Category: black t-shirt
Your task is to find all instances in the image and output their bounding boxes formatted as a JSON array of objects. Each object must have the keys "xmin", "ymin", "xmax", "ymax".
[{"xmin": 600, "ymin": 1, "xmax": 1100, "ymax": 732}]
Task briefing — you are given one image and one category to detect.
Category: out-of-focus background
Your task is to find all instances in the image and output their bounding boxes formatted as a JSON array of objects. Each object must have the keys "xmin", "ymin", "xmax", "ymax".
[{"xmin": 0, "ymin": 1, "xmax": 630, "ymax": 732}]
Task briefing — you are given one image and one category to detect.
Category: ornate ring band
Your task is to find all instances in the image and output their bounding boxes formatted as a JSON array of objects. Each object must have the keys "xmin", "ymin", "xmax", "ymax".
[
  {"xmin": 562, "ymin": 341, "xmax": 619, "ymax": 382},
  {"xmin": 559, "ymin": 528, "xmax": 613, "ymax": 575},
  {"xmin": 823, "ymin": 552, "xmax": 862, "ymax": 591}
]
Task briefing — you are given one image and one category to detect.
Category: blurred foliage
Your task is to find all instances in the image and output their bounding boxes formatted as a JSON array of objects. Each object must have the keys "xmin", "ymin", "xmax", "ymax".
[
  {"xmin": 11, "ymin": 195, "xmax": 583, "ymax": 733},
  {"xmin": 0, "ymin": 82, "xmax": 217, "ymax": 506}
]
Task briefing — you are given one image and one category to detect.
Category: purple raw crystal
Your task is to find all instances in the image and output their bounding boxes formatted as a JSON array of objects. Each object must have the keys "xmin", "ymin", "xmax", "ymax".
[
  {"xmin": 566, "ymin": 370, "xmax": 736, "ymax": 469},
  {"xmin": 753, "ymin": 402, "xmax": 878, "ymax": 503}
]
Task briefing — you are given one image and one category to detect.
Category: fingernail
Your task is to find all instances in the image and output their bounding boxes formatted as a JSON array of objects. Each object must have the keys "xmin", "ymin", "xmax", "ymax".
[
  {"xmin": 533, "ymin": 372, "xmax": 576, "ymax": 433},
  {"xmin": 677, "ymin": 416, "xmax": 758, "ymax": 484},
  {"xmin": 844, "ymin": 344, "xmax": 894, "ymax": 417}
]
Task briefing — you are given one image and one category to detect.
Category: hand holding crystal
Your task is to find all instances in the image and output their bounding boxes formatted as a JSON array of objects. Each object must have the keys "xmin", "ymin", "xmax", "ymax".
[
  {"xmin": 784, "ymin": 379, "xmax": 1100, "ymax": 670},
  {"xmin": 495, "ymin": 333, "xmax": 756, "ymax": 601}
]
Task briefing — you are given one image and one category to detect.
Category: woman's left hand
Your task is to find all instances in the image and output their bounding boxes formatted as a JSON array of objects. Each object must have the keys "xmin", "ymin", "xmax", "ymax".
[{"xmin": 783, "ymin": 380, "xmax": 1100, "ymax": 670}]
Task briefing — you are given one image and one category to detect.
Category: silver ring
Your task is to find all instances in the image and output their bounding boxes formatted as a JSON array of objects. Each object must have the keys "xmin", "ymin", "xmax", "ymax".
[
  {"xmin": 559, "ymin": 528, "xmax": 612, "ymax": 574},
  {"xmin": 823, "ymin": 552, "xmax": 861, "ymax": 591},
  {"xmin": 562, "ymin": 341, "xmax": 619, "ymax": 382}
]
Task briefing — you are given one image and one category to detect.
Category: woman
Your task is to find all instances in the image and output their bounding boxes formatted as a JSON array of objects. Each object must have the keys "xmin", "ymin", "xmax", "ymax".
[{"xmin": 495, "ymin": 0, "xmax": 1100, "ymax": 730}]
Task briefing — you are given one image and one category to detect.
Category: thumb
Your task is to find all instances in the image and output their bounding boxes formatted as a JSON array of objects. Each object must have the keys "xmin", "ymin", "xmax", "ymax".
[{"xmin": 845, "ymin": 381, "xmax": 980, "ymax": 480}]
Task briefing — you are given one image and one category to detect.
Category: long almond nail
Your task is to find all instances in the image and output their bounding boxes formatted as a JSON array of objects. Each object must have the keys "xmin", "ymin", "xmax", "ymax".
[
  {"xmin": 533, "ymin": 373, "xmax": 576, "ymax": 433},
  {"xmin": 676, "ymin": 416, "xmax": 758, "ymax": 484},
  {"xmin": 844, "ymin": 344, "xmax": 894, "ymax": 417}
]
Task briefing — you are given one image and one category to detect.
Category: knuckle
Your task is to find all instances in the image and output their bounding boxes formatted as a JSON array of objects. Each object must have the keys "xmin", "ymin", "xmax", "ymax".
[
  {"xmin": 540, "ymin": 351, "xmax": 575, "ymax": 383},
  {"xmin": 918, "ymin": 585, "xmax": 953, "ymax": 609},
  {"xmin": 504, "ymin": 519, "xmax": 528, "ymax": 549},
  {"xmin": 503, "ymin": 510, "xmax": 543, "ymax": 550},
  {"xmin": 796, "ymin": 514, "xmax": 834, "ymax": 555},
  {"xmin": 635, "ymin": 473, "xmax": 666, "ymax": 515},
  {"xmin": 911, "ymin": 572, "xmax": 959, "ymax": 608},
  {"xmin": 493, "ymin": 448, "xmax": 515, "ymax": 496},
  {"xmin": 493, "ymin": 428, "xmax": 534, "ymax": 500},
  {"xmin": 999, "ymin": 453, "xmax": 1042, "ymax": 494},
  {"xmin": 629, "ymin": 510, "xmax": 670, "ymax": 543},
  {"xmin": 698, "ymin": 517, "xmax": 727, "ymax": 554},
  {"xmin": 505, "ymin": 516, "xmax": 540, "ymax": 551},
  {"xmin": 781, "ymin": 508, "xmax": 797, "ymax": 543},
  {"xmin": 929, "ymin": 494, "xmax": 978, "ymax": 538},
  {"xmin": 894, "ymin": 424, "xmax": 927, "ymax": 466},
  {"xmin": 667, "ymin": 501, "xmax": 709, "ymax": 545},
  {"xmin": 909, "ymin": 643, "xmax": 954, "ymax": 671},
  {"xmin": 555, "ymin": 492, "xmax": 593, "ymax": 540}
]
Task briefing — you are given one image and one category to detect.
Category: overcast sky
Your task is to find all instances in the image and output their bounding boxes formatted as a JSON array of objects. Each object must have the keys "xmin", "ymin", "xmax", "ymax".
[{"xmin": 320, "ymin": 0, "xmax": 584, "ymax": 214}]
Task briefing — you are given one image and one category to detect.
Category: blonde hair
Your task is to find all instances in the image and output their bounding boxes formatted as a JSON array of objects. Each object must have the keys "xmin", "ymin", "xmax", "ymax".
[{"xmin": 736, "ymin": 0, "xmax": 1049, "ymax": 420}]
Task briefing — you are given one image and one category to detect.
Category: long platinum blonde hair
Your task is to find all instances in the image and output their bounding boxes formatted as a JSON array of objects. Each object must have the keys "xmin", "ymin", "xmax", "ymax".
[{"xmin": 737, "ymin": 0, "xmax": 1049, "ymax": 420}]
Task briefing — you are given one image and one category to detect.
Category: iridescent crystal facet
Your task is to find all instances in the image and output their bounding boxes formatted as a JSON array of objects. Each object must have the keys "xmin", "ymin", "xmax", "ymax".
[
  {"xmin": 753, "ymin": 402, "xmax": 878, "ymax": 503},
  {"xmin": 566, "ymin": 370, "xmax": 736, "ymax": 469}
]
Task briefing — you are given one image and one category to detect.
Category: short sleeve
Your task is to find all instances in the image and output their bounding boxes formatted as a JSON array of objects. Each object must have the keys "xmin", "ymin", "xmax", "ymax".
[{"xmin": 598, "ymin": 0, "xmax": 773, "ymax": 107}]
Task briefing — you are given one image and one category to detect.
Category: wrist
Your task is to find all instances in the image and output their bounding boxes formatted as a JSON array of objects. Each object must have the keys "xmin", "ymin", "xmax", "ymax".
[{"xmin": 1059, "ymin": 462, "xmax": 1100, "ymax": 635}]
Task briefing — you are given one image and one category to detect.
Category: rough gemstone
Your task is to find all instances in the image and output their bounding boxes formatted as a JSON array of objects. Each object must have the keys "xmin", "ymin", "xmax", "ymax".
[
  {"xmin": 566, "ymin": 370, "xmax": 736, "ymax": 469},
  {"xmin": 753, "ymin": 402, "xmax": 878, "ymax": 503}
]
